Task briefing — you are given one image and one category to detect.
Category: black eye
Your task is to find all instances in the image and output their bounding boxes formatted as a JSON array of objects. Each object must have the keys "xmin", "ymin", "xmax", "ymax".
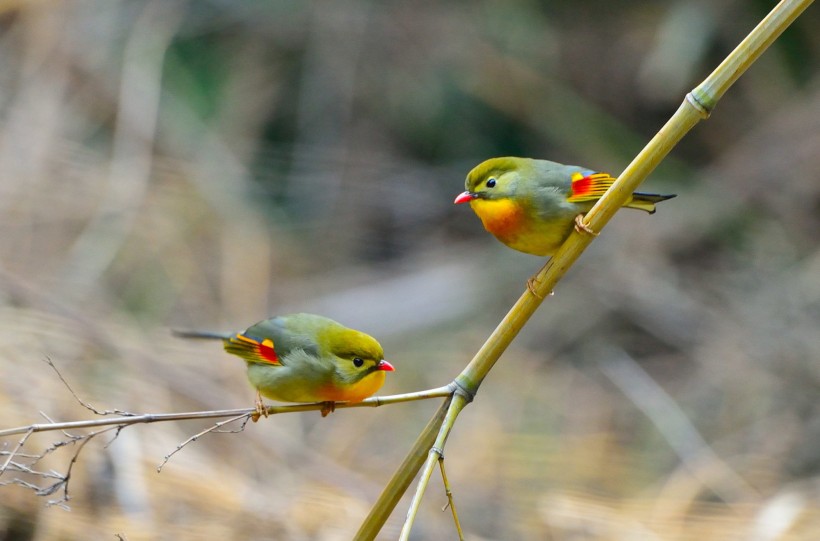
[
  {"xmin": 353, "ymin": 357, "xmax": 364, "ymax": 367},
  {"xmin": 486, "ymin": 178, "xmax": 496, "ymax": 188}
]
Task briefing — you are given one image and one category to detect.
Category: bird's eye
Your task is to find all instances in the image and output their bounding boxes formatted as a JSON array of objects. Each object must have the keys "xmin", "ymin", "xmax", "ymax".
[
  {"xmin": 353, "ymin": 357, "xmax": 364, "ymax": 367},
  {"xmin": 486, "ymin": 178, "xmax": 496, "ymax": 188}
]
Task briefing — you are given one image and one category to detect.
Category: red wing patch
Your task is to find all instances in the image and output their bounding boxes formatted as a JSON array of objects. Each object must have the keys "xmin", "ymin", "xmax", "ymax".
[
  {"xmin": 224, "ymin": 333, "xmax": 281, "ymax": 365},
  {"xmin": 566, "ymin": 172, "xmax": 616, "ymax": 203}
]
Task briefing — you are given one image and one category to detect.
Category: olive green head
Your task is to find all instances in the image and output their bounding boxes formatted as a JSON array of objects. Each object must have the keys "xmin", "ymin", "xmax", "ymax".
[
  {"xmin": 456, "ymin": 157, "xmax": 531, "ymax": 204},
  {"xmin": 313, "ymin": 318, "xmax": 394, "ymax": 382}
]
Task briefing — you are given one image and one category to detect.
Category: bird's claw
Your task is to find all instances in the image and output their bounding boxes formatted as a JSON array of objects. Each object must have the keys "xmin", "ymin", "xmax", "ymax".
[
  {"xmin": 252, "ymin": 391, "xmax": 268, "ymax": 422},
  {"xmin": 574, "ymin": 214, "xmax": 599, "ymax": 236},
  {"xmin": 320, "ymin": 401, "xmax": 336, "ymax": 417}
]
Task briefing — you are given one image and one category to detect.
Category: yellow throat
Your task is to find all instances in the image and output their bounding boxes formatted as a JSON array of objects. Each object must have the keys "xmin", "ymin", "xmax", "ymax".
[{"xmin": 470, "ymin": 197, "xmax": 527, "ymax": 244}]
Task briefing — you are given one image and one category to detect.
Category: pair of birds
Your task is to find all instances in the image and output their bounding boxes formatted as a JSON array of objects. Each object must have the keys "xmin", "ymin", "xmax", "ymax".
[{"xmin": 178, "ymin": 157, "xmax": 675, "ymax": 416}]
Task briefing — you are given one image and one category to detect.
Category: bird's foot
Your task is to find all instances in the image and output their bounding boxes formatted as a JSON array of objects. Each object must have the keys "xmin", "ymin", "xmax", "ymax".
[
  {"xmin": 574, "ymin": 214, "xmax": 599, "ymax": 236},
  {"xmin": 320, "ymin": 401, "xmax": 336, "ymax": 417},
  {"xmin": 251, "ymin": 391, "xmax": 268, "ymax": 422},
  {"xmin": 527, "ymin": 259, "xmax": 555, "ymax": 299}
]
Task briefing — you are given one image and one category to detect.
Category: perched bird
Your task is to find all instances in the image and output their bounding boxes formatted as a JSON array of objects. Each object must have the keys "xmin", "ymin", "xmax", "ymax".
[
  {"xmin": 454, "ymin": 157, "xmax": 676, "ymax": 257},
  {"xmin": 174, "ymin": 313, "xmax": 394, "ymax": 418}
]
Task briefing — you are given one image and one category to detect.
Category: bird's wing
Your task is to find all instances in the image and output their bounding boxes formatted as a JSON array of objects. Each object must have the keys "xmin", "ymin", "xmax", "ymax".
[
  {"xmin": 225, "ymin": 317, "xmax": 322, "ymax": 367},
  {"xmin": 224, "ymin": 332, "xmax": 282, "ymax": 366},
  {"xmin": 565, "ymin": 170, "xmax": 616, "ymax": 203}
]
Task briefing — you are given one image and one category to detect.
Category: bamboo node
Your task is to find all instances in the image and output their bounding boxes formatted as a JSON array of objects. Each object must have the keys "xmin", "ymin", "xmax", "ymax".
[
  {"xmin": 685, "ymin": 92, "xmax": 712, "ymax": 118},
  {"xmin": 452, "ymin": 379, "xmax": 476, "ymax": 403}
]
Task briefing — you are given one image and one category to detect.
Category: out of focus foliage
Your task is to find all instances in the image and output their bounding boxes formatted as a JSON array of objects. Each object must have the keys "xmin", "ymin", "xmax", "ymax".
[{"xmin": 0, "ymin": 1, "xmax": 818, "ymax": 539}]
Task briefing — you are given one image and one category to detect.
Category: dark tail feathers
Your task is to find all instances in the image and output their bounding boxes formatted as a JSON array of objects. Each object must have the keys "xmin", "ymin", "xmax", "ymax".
[
  {"xmin": 172, "ymin": 329, "xmax": 232, "ymax": 340},
  {"xmin": 628, "ymin": 192, "xmax": 676, "ymax": 214}
]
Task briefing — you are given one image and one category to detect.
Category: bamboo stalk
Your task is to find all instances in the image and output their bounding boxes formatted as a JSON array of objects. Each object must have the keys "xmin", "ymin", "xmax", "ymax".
[
  {"xmin": 353, "ymin": 396, "xmax": 452, "ymax": 540},
  {"xmin": 398, "ymin": 392, "xmax": 470, "ymax": 540},
  {"xmin": 354, "ymin": 0, "xmax": 814, "ymax": 538}
]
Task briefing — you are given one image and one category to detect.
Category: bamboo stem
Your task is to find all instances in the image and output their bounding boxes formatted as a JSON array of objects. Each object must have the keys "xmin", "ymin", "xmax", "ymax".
[
  {"xmin": 355, "ymin": 0, "xmax": 814, "ymax": 538},
  {"xmin": 353, "ymin": 396, "xmax": 452, "ymax": 541},
  {"xmin": 398, "ymin": 392, "xmax": 469, "ymax": 540}
]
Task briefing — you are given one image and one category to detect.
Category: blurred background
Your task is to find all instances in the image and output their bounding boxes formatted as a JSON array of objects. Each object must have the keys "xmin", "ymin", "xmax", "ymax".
[{"xmin": 0, "ymin": 1, "xmax": 818, "ymax": 539}]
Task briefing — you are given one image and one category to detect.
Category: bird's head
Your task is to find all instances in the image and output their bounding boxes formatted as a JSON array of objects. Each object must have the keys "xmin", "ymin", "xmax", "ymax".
[
  {"xmin": 454, "ymin": 157, "xmax": 526, "ymax": 205},
  {"xmin": 319, "ymin": 325, "xmax": 394, "ymax": 384}
]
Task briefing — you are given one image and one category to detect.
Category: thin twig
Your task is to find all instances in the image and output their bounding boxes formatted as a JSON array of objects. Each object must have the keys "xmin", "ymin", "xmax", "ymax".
[
  {"xmin": 353, "ymin": 397, "xmax": 453, "ymax": 541},
  {"xmin": 399, "ymin": 391, "xmax": 470, "ymax": 541},
  {"xmin": 0, "ymin": 450, "xmax": 41, "ymax": 460},
  {"xmin": 47, "ymin": 428, "xmax": 103, "ymax": 507},
  {"xmin": 46, "ymin": 425, "xmax": 121, "ymax": 508},
  {"xmin": 0, "ymin": 460, "xmax": 66, "ymax": 481},
  {"xmin": 44, "ymin": 357, "xmax": 137, "ymax": 417},
  {"xmin": 399, "ymin": 448, "xmax": 441, "ymax": 541},
  {"xmin": 39, "ymin": 412, "xmax": 75, "ymax": 439},
  {"xmin": 438, "ymin": 453, "xmax": 464, "ymax": 541},
  {"xmin": 0, "ymin": 477, "xmax": 55, "ymax": 491},
  {"xmin": 0, "ymin": 428, "xmax": 33, "ymax": 475},
  {"xmin": 0, "ymin": 386, "xmax": 454, "ymax": 438},
  {"xmin": 157, "ymin": 413, "xmax": 251, "ymax": 472},
  {"xmin": 0, "ymin": 372, "xmax": 453, "ymax": 505}
]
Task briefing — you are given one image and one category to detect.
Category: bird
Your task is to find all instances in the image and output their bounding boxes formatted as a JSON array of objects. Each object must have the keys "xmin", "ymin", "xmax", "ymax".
[
  {"xmin": 173, "ymin": 313, "xmax": 394, "ymax": 418},
  {"xmin": 454, "ymin": 156, "xmax": 675, "ymax": 257}
]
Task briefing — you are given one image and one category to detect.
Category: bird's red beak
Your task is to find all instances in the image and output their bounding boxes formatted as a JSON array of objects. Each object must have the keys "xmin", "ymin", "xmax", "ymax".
[
  {"xmin": 376, "ymin": 360, "xmax": 395, "ymax": 372},
  {"xmin": 453, "ymin": 191, "xmax": 476, "ymax": 205}
]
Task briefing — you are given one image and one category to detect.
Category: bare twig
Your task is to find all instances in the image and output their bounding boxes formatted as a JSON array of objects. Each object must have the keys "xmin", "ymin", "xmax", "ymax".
[
  {"xmin": 0, "ymin": 428, "xmax": 34, "ymax": 474},
  {"xmin": 0, "ymin": 424, "xmax": 124, "ymax": 508},
  {"xmin": 353, "ymin": 397, "xmax": 453, "ymax": 541},
  {"xmin": 0, "ymin": 450, "xmax": 41, "ymax": 460},
  {"xmin": 157, "ymin": 413, "xmax": 251, "ymax": 472},
  {"xmin": 0, "ymin": 460, "xmax": 65, "ymax": 481},
  {"xmin": 0, "ymin": 385, "xmax": 454, "ymax": 438},
  {"xmin": 46, "ymin": 425, "xmax": 121, "ymax": 507},
  {"xmin": 400, "ymin": 448, "xmax": 441, "ymax": 541},
  {"xmin": 44, "ymin": 357, "xmax": 137, "ymax": 417},
  {"xmin": 399, "ymin": 391, "xmax": 470, "ymax": 541},
  {"xmin": 438, "ymin": 453, "xmax": 465, "ymax": 541},
  {"xmin": 0, "ymin": 377, "xmax": 454, "ymax": 505}
]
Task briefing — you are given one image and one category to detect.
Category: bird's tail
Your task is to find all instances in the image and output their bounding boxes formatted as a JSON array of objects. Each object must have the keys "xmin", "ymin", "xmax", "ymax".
[
  {"xmin": 172, "ymin": 329, "xmax": 277, "ymax": 365},
  {"xmin": 171, "ymin": 329, "xmax": 232, "ymax": 340},
  {"xmin": 626, "ymin": 192, "xmax": 677, "ymax": 214}
]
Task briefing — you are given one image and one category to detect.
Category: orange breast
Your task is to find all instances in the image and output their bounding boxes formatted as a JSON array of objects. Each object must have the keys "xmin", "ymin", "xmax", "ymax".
[
  {"xmin": 318, "ymin": 371, "xmax": 386, "ymax": 403},
  {"xmin": 470, "ymin": 198, "xmax": 528, "ymax": 244}
]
